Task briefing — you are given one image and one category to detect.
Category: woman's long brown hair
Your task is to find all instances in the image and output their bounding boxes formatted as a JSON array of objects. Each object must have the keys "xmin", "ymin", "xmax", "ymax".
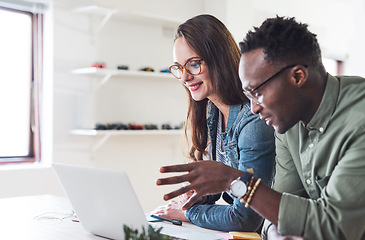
[{"xmin": 176, "ymin": 14, "xmax": 248, "ymax": 161}]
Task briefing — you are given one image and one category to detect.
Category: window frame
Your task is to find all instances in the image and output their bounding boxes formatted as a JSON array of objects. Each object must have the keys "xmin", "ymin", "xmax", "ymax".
[{"xmin": 0, "ymin": 6, "xmax": 43, "ymax": 164}]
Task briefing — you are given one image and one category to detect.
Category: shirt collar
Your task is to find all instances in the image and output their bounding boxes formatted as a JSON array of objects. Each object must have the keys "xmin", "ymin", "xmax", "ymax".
[
  {"xmin": 305, "ymin": 73, "xmax": 339, "ymax": 132},
  {"xmin": 207, "ymin": 101, "xmax": 248, "ymax": 133}
]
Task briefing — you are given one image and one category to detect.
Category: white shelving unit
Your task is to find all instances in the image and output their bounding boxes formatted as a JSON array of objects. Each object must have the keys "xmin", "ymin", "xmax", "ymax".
[
  {"xmin": 72, "ymin": 5, "xmax": 182, "ymax": 34},
  {"xmin": 70, "ymin": 67, "xmax": 180, "ymax": 152},
  {"xmin": 71, "ymin": 129, "xmax": 184, "ymax": 152},
  {"xmin": 71, "ymin": 67, "xmax": 174, "ymax": 90},
  {"xmin": 70, "ymin": 5, "xmax": 184, "ymax": 153},
  {"xmin": 70, "ymin": 67, "xmax": 181, "ymax": 150}
]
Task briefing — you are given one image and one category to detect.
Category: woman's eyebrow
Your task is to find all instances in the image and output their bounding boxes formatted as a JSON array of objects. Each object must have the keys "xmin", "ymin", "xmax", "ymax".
[
  {"xmin": 183, "ymin": 56, "xmax": 201, "ymax": 65},
  {"xmin": 174, "ymin": 56, "xmax": 201, "ymax": 66}
]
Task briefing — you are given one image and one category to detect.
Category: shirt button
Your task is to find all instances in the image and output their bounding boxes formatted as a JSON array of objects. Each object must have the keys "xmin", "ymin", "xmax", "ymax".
[
  {"xmin": 306, "ymin": 179, "xmax": 312, "ymax": 185},
  {"xmin": 309, "ymin": 143, "xmax": 314, "ymax": 148},
  {"xmin": 319, "ymin": 127, "xmax": 324, "ymax": 133}
]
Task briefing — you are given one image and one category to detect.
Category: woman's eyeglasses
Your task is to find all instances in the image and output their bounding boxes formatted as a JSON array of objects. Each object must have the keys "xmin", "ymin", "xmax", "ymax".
[{"xmin": 169, "ymin": 59, "xmax": 204, "ymax": 79}]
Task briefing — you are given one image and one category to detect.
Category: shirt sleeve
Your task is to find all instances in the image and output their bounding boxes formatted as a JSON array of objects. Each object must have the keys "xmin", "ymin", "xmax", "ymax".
[
  {"xmin": 277, "ymin": 130, "xmax": 365, "ymax": 240},
  {"xmin": 186, "ymin": 114, "xmax": 276, "ymax": 232},
  {"xmin": 272, "ymin": 132, "xmax": 308, "ymax": 195},
  {"xmin": 261, "ymin": 131, "xmax": 308, "ymax": 239}
]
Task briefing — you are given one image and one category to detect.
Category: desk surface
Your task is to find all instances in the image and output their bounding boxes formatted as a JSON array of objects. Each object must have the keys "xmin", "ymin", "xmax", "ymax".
[{"xmin": 0, "ymin": 195, "xmax": 231, "ymax": 240}]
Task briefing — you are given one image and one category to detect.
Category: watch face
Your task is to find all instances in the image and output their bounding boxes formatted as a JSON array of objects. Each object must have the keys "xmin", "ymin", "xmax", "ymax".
[{"xmin": 231, "ymin": 180, "xmax": 247, "ymax": 198}]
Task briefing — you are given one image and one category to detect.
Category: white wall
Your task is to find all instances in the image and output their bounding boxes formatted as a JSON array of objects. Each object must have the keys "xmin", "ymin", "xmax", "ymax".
[
  {"xmin": 52, "ymin": 0, "xmax": 203, "ymax": 212},
  {"xmin": 1, "ymin": 0, "xmax": 365, "ymax": 213},
  {"xmin": 346, "ymin": 0, "xmax": 365, "ymax": 76},
  {"xmin": 225, "ymin": 0, "xmax": 353, "ymax": 62}
]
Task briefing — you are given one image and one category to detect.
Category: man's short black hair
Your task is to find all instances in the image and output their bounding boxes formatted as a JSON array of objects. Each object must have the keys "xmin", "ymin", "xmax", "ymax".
[{"xmin": 240, "ymin": 16, "xmax": 325, "ymax": 73}]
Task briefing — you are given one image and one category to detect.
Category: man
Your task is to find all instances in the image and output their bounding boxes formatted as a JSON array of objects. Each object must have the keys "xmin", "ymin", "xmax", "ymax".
[{"xmin": 156, "ymin": 16, "xmax": 365, "ymax": 239}]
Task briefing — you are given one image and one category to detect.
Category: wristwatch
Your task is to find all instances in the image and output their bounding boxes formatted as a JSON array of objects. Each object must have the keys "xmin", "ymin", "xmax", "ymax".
[{"xmin": 229, "ymin": 171, "xmax": 253, "ymax": 199}]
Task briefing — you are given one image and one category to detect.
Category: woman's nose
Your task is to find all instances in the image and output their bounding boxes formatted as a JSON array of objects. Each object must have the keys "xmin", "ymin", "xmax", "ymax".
[{"xmin": 180, "ymin": 69, "xmax": 193, "ymax": 83}]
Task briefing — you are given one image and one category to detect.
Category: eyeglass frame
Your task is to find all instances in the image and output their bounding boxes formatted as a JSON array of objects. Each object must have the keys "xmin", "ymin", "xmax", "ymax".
[
  {"xmin": 243, "ymin": 64, "xmax": 308, "ymax": 103},
  {"xmin": 169, "ymin": 58, "xmax": 204, "ymax": 79}
]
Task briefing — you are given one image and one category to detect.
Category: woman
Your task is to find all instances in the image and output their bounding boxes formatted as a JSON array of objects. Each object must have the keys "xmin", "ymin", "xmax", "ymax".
[{"xmin": 151, "ymin": 14, "xmax": 275, "ymax": 232}]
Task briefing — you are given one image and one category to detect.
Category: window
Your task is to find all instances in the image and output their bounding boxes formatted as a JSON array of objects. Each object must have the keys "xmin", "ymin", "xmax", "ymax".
[
  {"xmin": 323, "ymin": 57, "xmax": 344, "ymax": 76},
  {"xmin": 0, "ymin": 4, "xmax": 43, "ymax": 164}
]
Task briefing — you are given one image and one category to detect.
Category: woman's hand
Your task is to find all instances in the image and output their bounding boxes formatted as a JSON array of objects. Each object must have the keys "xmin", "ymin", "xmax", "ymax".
[
  {"xmin": 150, "ymin": 200, "xmax": 188, "ymax": 221},
  {"xmin": 150, "ymin": 188, "xmax": 209, "ymax": 221},
  {"xmin": 150, "ymin": 191, "xmax": 195, "ymax": 221}
]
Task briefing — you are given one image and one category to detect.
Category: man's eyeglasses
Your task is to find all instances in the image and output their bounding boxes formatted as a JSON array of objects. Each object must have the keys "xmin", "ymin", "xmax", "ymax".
[
  {"xmin": 169, "ymin": 59, "xmax": 204, "ymax": 79},
  {"xmin": 243, "ymin": 64, "xmax": 307, "ymax": 104}
]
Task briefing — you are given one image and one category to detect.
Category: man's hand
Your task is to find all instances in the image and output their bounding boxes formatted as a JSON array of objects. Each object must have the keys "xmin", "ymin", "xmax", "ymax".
[{"xmin": 156, "ymin": 161, "xmax": 243, "ymax": 210}]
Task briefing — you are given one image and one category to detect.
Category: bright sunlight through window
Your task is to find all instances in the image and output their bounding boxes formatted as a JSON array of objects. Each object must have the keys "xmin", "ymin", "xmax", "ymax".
[{"xmin": 0, "ymin": 9, "xmax": 32, "ymax": 157}]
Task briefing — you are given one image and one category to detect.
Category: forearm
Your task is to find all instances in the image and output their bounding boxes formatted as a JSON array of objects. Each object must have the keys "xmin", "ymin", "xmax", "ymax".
[
  {"xmin": 249, "ymin": 183, "xmax": 281, "ymax": 226},
  {"xmin": 186, "ymin": 200, "xmax": 263, "ymax": 232}
]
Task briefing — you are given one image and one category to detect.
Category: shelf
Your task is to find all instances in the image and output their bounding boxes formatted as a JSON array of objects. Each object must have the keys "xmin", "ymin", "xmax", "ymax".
[
  {"xmin": 71, "ymin": 129, "xmax": 184, "ymax": 152},
  {"xmin": 71, "ymin": 129, "xmax": 183, "ymax": 136},
  {"xmin": 72, "ymin": 5, "xmax": 182, "ymax": 34},
  {"xmin": 125, "ymin": 11, "xmax": 183, "ymax": 26},
  {"xmin": 71, "ymin": 67, "xmax": 173, "ymax": 79},
  {"xmin": 73, "ymin": 5, "xmax": 120, "ymax": 34},
  {"xmin": 70, "ymin": 67, "xmax": 174, "ymax": 90}
]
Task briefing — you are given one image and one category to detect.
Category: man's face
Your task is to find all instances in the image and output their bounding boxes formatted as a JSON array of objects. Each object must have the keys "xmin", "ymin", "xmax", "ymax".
[{"xmin": 239, "ymin": 48, "xmax": 302, "ymax": 134}]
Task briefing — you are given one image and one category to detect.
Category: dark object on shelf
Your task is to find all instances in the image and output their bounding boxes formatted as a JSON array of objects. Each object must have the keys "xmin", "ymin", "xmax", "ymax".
[
  {"xmin": 139, "ymin": 67, "xmax": 154, "ymax": 72},
  {"xmin": 114, "ymin": 123, "xmax": 129, "ymax": 130},
  {"xmin": 128, "ymin": 123, "xmax": 145, "ymax": 130},
  {"xmin": 117, "ymin": 65, "xmax": 129, "ymax": 70},
  {"xmin": 106, "ymin": 123, "xmax": 118, "ymax": 130},
  {"xmin": 95, "ymin": 123, "xmax": 107, "ymax": 130},
  {"xmin": 91, "ymin": 62, "xmax": 106, "ymax": 68},
  {"xmin": 161, "ymin": 124, "xmax": 172, "ymax": 130},
  {"xmin": 174, "ymin": 122, "xmax": 184, "ymax": 129},
  {"xmin": 162, "ymin": 123, "xmax": 184, "ymax": 130},
  {"xmin": 95, "ymin": 123, "xmax": 128, "ymax": 130},
  {"xmin": 145, "ymin": 124, "xmax": 158, "ymax": 130},
  {"xmin": 95, "ymin": 122, "xmax": 183, "ymax": 131},
  {"xmin": 160, "ymin": 68, "xmax": 170, "ymax": 73}
]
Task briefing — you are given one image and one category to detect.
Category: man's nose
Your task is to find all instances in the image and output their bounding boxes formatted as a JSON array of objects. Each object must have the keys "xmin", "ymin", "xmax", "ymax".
[{"xmin": 250, "ymin": 100, "xmax": 262, "ymax": 115}]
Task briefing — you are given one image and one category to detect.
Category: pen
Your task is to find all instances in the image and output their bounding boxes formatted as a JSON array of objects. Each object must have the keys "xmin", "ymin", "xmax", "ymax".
[{"xmin": 150, "ymin": 214, "xmax": 183, "ymax": 226}]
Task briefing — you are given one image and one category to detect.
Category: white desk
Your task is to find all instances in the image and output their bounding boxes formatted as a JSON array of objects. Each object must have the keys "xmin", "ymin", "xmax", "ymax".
[{"xmin": 0, "ymin": 195, "xmax": 231, "ymax": 240}]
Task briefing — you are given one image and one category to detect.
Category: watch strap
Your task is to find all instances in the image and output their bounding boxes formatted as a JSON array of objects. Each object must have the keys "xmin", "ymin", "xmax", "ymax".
[{"xmin": 239, "ymin": 171, "xmax": 254, "ymax": 185}]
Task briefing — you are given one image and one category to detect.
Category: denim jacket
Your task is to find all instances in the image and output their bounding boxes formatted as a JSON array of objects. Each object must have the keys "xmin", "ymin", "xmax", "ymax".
[{"xmin": 185, "ymin": 101, "xmax": 275, "ymax": 232}]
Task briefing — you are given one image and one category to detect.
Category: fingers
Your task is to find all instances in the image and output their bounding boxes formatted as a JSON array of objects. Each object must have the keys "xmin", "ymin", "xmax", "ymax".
[
  {"xmin": 182, "ymin": 191, "xmax": 203, "ymax": 210},
  {"xmin": 150, "ymin": 205, "xmax": 167, "ymax": 216},
  {"xmin": 160, "ymin": 163, "xmax": 193, "ymax": 173},
  {"xmin": 156, "ymin": 174, "xmax": 190, "ymax": 186},
  {"xmin": 162, "ymin": 184, "xmax": 193, "ymax": 201}
]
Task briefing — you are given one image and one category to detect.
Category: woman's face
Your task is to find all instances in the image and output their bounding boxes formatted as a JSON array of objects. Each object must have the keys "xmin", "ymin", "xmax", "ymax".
[{"xmin": 173, "ymin": 37, "xmax": 215, "ymax": 102}]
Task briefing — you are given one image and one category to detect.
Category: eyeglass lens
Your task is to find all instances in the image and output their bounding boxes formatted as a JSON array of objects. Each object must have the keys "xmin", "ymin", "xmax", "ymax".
[{"xmin": 170, "ymin": 60, "xmax": 202, "ymax": 79}]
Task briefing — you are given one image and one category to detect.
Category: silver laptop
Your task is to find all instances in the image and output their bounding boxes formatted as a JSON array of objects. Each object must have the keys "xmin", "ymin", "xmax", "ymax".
[{"xmin": 53, "ymin": 163, "xmax": 149, "ymax": 240}]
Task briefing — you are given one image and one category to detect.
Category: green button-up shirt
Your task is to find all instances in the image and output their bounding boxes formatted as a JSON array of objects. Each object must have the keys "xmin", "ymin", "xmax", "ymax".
[{"xmin": 262, "ymin": 74, "xmax": 365, "ymax": 240}]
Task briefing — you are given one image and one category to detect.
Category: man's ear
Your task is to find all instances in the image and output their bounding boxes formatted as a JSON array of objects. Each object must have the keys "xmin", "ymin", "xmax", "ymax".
[{"xmin": 291, "ymin": 65, "xmax": 308, "ymax": 87}]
